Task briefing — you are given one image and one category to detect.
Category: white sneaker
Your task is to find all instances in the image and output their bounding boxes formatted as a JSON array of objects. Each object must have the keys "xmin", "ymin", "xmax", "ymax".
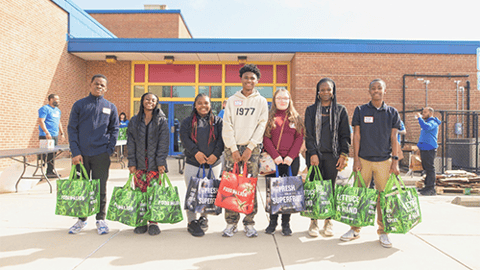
[
  {"xmin": 308, "ymin": 219, "xmax": 320, "ymax": 237},
  {"xmin": 323, "ymin": 219, "xmax": 334, "ymax": 237},
  {"xmin": 379, "ymin": 234, "xmax": 392, "ymax": 248},
  {"xmin": 222, "ymin": 224, "xmax": 238, "ymax": 237},
  {"xmin": 69, "ymin": 219, "xmax": 87, "ymax": 234},
  {"xmin": 96, "ymin": 220, "xmax": 109, "ymax": 235},
  {"xmin": 244, "ymin": 225, "xmax": 258, "ymax": 238},
  {"xmin": 340, "ymin": 229, "xmax": 360, "ymax": 242}
]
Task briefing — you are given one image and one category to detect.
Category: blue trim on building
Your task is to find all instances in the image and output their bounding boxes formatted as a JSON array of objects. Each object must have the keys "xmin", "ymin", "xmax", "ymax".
[
  {"xmin": 50, "ymin": 0, "xmax": 116, "ymax": 38},
  {"xmin": 85, "ymin": 9, "xmax": 181, "ymax": 14},
  {"xmin": 68, "ymin": 38, "xmax": 480, "ymax": 55}
]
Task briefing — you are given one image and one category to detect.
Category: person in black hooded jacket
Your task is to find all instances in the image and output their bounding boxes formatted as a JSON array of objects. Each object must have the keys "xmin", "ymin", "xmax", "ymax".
[
  {"xmin": 127, "ymin": 92, "xmax": 169, "ymax": 236},
  {"xmin": 304, "ymin": 77, "xmax": 350, "ymax": 238},
  {"xmin": 180, "ymin": 93, "xmax": 224, "ymax": 237}
]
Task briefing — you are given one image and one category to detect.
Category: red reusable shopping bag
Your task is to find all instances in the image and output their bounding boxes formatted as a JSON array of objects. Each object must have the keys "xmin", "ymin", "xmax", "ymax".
[{"xmin": 215, "ymin": 163, "xmax": 257, "ymax": 214}]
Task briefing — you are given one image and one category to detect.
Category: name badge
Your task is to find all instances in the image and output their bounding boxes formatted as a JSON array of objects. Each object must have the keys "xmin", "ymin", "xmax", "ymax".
[
  {"xmin": 102, "ymin": 107, "xmax": 111, "ymax": 115},
  {"xmin": 234, "ymin": 100, "xmax": 243, "ymax": 106},
  {"xmin": 364, "ymin": 116, "xmax": 374, "ymax": 123}
]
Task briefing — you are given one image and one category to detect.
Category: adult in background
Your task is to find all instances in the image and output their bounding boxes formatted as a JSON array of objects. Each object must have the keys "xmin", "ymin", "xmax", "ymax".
[
  {"xmin": 38, "ymin": 94, "xmax": 65, "ymax": 178},
  {"xmin": 222, "ymin": 64, "xmax": 268, "ymax": 238},
  {"xmin": 119, "ymin": 112, "xmax": 129, "ymax": 128},
  {"xmin": 416, "ymin": 107, "xmax": 441, "ymax": 196},
  {"xmin": 304, "ymin": 78, "xmax": 350, "ymax": 237},
  {"xmin": 340, "ymin": 78, "xmax": 401, "ymax": 248},
  {"xmin": 263, "ymin": 88, "xmax": 304, "ymax": 236},
  {"xmin": 127, "ymin": 92, "xmax": 169, "ymax": 236},
  {"xmin": 67, "ymin": 74, "xmax": 119, "ymax": 235},
  {"xmin": 180, "ymin": 93, "xmax": 224, "ymax": 237}
]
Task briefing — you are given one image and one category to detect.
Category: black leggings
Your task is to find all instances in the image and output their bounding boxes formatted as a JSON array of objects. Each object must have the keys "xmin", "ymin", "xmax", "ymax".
[{"xmin": 266, "ymin": 157, "xmax": 300, "ymax": 225}]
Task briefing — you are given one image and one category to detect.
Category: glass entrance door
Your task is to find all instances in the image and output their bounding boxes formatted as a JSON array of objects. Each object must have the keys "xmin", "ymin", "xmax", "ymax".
[{"xmin": 159, "ymin": 101, "xmax": 193, "ymax": 155}]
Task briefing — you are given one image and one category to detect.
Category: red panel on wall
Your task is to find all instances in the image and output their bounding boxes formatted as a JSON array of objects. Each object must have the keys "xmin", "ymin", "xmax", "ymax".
[
  {"xmin": 256, "ymin": 65, "xmax": 273, "ymax": 83},
  {"xmin": 276, "ymin": 65, "xmax": 288, "ymax": 84},
  {"xmin": 199, "ymin": 65, "xmax": 222, "ymax": 83},
  {"xmin": 134, "ymin": 64, "xmax": 145, "ymax": 83},
  {"xmin": 225, "ymin": 64, "xmax": 243, "ymax": 83},
  {"xmin": 149, "ymin": 64, "xmax": 195, "ymax": 83}
]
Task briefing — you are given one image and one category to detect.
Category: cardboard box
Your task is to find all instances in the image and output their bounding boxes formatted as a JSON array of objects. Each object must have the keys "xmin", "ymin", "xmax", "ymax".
[{"xmin": 39, "ymin": 139, "xmax": 55, "ymax": 149}]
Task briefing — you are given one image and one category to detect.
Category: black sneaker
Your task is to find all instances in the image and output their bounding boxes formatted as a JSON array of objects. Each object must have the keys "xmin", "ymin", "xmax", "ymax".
[
  {"xmin": 420, "ymin": 188, "xmax": 437, "ymax": 196},
  {"xmin": 134, "ymin": 225, "xmax": 148, "ymax": 234},
  {"xmin": 265, "ymin": 221, "xmax": 277, "ymax": 234},
  {"xmin": 198, "ymin": 216, "xmax": 209, "ymax": 232},
  {"xmin": 281, "ymin": 223, "xmax": 292, "ymax": 236},
  {"xmin": 148, "ymin": 224, "xmax": 161, "ymax": 236},
  {"xmin": 188, "ymin": 220, "xmax": 205, "ymax": 237}
]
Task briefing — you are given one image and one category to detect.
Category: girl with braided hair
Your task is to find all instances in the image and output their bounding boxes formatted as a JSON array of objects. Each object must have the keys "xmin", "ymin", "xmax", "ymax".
[
  {"xmin": 304, "ymin": 78, "xmax": 351, "ymax": 237},
  {"xmin": 180, "ymin": 93, "xmax": 224, "ymax": 237}
]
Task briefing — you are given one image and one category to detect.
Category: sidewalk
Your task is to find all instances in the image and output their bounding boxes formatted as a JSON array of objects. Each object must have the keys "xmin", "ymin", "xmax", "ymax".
[{"xmin": 0, "ymin": 157, "xmax": 479, "ymax": 270}]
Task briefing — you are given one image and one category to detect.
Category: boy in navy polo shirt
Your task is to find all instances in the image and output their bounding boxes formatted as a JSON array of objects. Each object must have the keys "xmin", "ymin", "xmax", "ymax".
[{"xmin": 340, "ymin": 79, "xmax": 401, "ymax": 248}]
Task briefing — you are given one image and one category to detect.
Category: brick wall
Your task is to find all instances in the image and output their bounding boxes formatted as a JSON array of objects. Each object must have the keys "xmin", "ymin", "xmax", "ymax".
[
  {"xmin": 88, "ymin": 13, "xmax": 190, "ymax": 38},
  {"xmin": 291, "ymin": 52, "xmax": 478, "ymax": 146},
  {"xmin": 86, "ymin": 61, "xmax": 132, "ymax": 119},
  {"xmin": 0, "ymin": 0, "xmax": 87, "ymax": 169}
]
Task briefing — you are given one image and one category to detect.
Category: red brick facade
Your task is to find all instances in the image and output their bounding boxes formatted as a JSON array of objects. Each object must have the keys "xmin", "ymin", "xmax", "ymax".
[
  {"xmin": 86, "ymin": 61, "xmax": 132, "ymax": 119},
  {"xmin": 291, "ymin": 52, "xmax": 478, "ymax": 145},
  {"xmin": 88, "ymin": 13, "xmax": 192, "ymax": 38},
  {"xmin": 0, "ymin": 0, "xmax": 87, "ymax": 169}
]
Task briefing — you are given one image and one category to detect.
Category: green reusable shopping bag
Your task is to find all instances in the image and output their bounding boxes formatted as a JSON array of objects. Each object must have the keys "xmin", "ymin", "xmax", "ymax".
[
  {"xmin": 380, "ymin": 173, "xmax": 422, "ymax": 234},
  {"xmin": 301, "ymin": 166, "xmax": 335, "ymax": 219},
  {"xmin": 333, "ymin": 171, "xmax": 378, "ymax": 227},
  {"xmin": 55, "ymin": 164, "xmax": 100, "ymax": 217},
  {"xmin": 118, "ymin": 127, "xmax": 128, "ymax": 140},
  {"xmin": 106, "ymin": 174, "xmax": 148, "ymax": 227},
  {"xmin": 146, "ymin": 173, "xmax": 184, "ymax": 224}
]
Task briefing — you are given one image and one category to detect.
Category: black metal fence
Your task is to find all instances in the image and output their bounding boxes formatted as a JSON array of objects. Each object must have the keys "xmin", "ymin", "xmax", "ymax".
[{"xmin": 401, "ymin": 110, "xmax": 480, "ymax": 174}]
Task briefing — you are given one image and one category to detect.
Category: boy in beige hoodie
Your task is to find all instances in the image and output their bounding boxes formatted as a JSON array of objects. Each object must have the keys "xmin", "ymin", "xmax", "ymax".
[{"xmin": 221, "ymin": 64, "xmax": 269, "ymax": 238}]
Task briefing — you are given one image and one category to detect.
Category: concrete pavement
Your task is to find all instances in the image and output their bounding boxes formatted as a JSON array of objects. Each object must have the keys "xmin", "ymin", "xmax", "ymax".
[{"xmin": 1, "ymin": 157, "xmax": 479, "ymax": 270}]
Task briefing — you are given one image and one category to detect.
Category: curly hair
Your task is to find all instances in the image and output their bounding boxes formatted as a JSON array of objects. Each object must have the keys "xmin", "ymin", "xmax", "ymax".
[
  {"xmin": 264, "ymin": 88, "xmax": 304, "ymax": 138},
  {"xmin": 239, "ymin": 64, "xmax": 261, "ymax": 79}
]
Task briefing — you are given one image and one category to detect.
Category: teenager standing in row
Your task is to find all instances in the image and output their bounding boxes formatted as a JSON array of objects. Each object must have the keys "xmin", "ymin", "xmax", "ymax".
[{"xmin": 263, "ymin": 88, "xmax": 304, "ymax": 236}]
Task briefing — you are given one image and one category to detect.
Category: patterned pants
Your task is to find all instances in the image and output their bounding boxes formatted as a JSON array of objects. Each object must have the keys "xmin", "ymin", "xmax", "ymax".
[{"xmin": 223, "ymin": 145, "xmax": 260, "ymax": 226}]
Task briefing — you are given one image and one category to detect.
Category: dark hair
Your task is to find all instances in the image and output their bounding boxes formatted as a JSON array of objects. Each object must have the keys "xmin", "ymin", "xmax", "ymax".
[
  {"xmin": 136, "ymin": 92, "xmax": 165, "ymax": 129},
  {"xmin": 91, "ymin": 74, "xmax": 108, "ymax": 84},
  {"xmin": 48, "ymin": 94, "xmax": 58, "ymax": 101},
  {"xmin": 239, "ymin": 64, "xmax": 261, "ymax": 79},
  {"xmin": 119, "ymin": 112, "xmax": 127, "ymax": 121},
  {"xmin": 190, "ymin": 94, "xmax": 215, "ymax": 145},
  {"xmin": 369, "ymin": 78, "xmax": 386, "ymax": 89}
]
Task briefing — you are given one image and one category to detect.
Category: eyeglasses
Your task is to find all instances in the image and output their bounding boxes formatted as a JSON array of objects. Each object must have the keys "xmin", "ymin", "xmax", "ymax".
[{"xmin": 275, "ymin": 98, "xmax": 290, "ymax": 101}]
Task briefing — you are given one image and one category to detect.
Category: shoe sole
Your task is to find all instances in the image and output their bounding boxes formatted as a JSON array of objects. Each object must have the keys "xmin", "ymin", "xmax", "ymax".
[
  {"xmin": 188, "ymin": 228, "xmax": 205, "ymax": 237},
  {"xmin": 322, "ymin": 230, "xmax": 334, "ymax": 237},
  {"xmin": 308, "ymin": 231, "xmax": 319, "ymax": 237},
  {"xmin": 380, "ymin": 241, "xmax": 392, "ymax": 248},
  {"xmin": 340, "ymin": 235, "xmax": 360, "ymax": 242},
  {"xmin": 265, "ymin": 230, "xmax": 275, "ymax": 235}
]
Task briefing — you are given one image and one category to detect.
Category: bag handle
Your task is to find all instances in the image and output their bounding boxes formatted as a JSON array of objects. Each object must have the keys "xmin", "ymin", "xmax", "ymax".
[
  {"xmin": 160, "ymin": 173, "xmax": 173, "ymax": 188},
  {"xmin": 385, "ymin": 173, "xmax": 406, "ymax": 193},
  {"xmin": 196, "ymin": 164, "xmax": 207, "ymax": 178},
  {"xmin": 304, "ymin": 165, "xmax": 324, "ymax": 182},
  {"xmin": 348, "ymin": 171, "xmax": 367, "ymax": 188},
  {"xmin": 207, "ymin": 166, "xmax": 215, "ymax": 179},
  {"xmin": 124, "ymin": 174, "xmax": 135, "ymax": 190},
  {"xmin": 274, "ymin": 164, "xmax": 292, "ymax": 177},
  {"xmin": 70, "ymin": 164, "xmax": 90, "ymax": 181}
]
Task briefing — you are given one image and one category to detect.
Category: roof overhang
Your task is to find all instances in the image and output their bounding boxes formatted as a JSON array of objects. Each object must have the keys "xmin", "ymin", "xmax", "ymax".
[{"xmin": 68, "ymin": 38, "xmax": 480, "ymax": 61}]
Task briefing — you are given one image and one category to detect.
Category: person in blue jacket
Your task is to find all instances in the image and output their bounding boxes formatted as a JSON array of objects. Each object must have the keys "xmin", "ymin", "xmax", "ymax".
[
  {"xmin": 416, "ymin": 107, "xmax": 441, "ymax": 196},
  {"xmin": 67, "ymin": 74, "xmax": 119, "ymax": 235}
]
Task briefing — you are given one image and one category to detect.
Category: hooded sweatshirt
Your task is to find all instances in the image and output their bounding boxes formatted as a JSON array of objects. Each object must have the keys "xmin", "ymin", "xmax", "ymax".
[
  {"xmin": 222, "ymin": 89, "xmax": 268, "ymax": 152},
  {"xmin": 417, "ymin": 117, "xmax": 441, "ymax": 150}
]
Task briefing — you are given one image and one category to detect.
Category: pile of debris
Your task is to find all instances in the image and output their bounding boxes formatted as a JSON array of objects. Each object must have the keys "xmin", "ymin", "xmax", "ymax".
[{"xmin": 416, "ymin": 170, "xmax": 480, "ymax": 195}]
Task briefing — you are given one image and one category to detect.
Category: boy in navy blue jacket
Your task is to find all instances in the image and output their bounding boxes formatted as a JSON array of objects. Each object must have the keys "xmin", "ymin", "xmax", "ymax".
[{"xmin": 67, "ymin": 74, "xmax": 119, "ymax": 235}]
